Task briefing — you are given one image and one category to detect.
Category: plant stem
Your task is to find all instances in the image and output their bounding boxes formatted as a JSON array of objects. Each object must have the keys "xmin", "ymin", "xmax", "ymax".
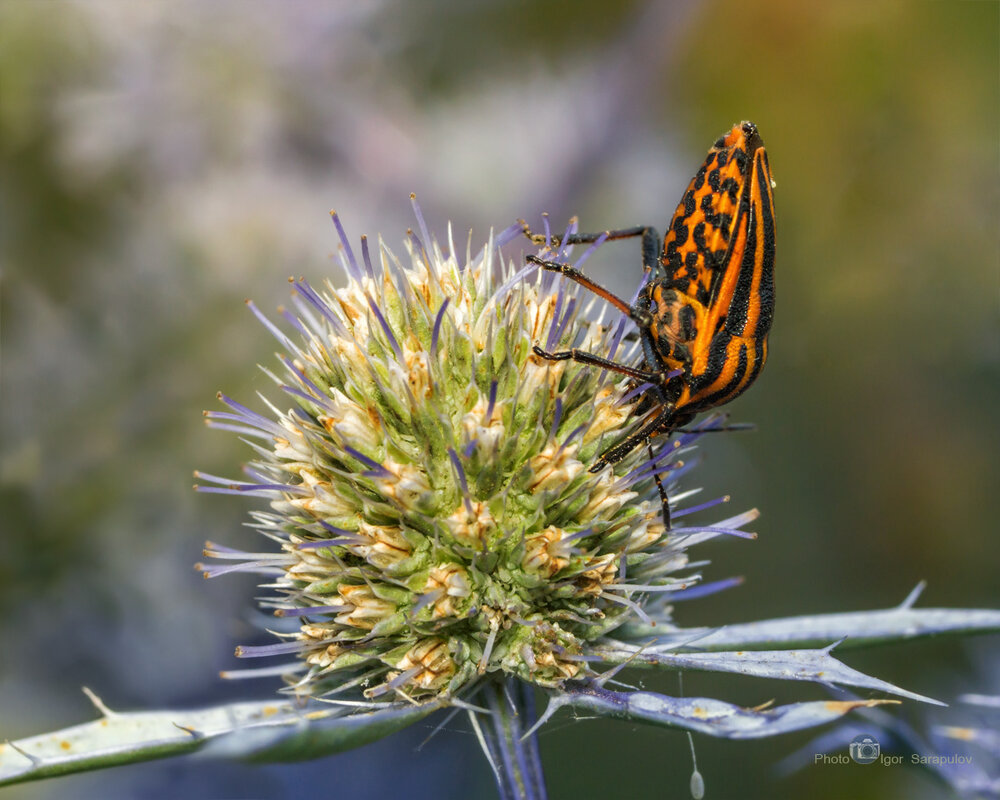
[{"xmin": 473, "ymin": 678, "xmax": 548, "ymax": 800}]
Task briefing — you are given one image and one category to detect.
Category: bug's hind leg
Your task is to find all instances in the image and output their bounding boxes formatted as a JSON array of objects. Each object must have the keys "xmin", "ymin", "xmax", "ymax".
[
  {"xmin": 647, "ymin": 442, "xmax": 672, "ymax": 529},
  {"xmin": 590, "ymin": 406, "xmax": 674, "ymax": 473}
]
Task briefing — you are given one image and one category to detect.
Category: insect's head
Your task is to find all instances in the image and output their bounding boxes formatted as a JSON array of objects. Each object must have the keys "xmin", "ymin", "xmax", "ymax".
[{"xmin": 715, "ymin": 121, "xmax": 764, "ymax": 155}]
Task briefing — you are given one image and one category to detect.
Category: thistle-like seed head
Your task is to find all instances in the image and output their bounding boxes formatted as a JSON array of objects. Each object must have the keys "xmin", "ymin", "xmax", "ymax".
[{"xmin": 199, "ymin": 212, "xmax": 729, "ymax": 702}]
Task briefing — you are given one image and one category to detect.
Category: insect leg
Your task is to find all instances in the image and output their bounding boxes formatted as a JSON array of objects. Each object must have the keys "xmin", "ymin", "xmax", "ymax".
[
  {"xmin": 519, "ymin": 221, "xmax": 662, "ymax": 272},
  {"xmin": 647, "ymin": 441, "xmax": 671, "ymax": 529},
  {"xmin": 532, "ymin": 345, "xmax": 665, "ymax": 383},
  {"xmin": 590, "ymin": 406, "xmax": 674, "ymax": 473},
  {"xmin": 526, "ymin": 255, "xmax": 652, "ymax": 327}
]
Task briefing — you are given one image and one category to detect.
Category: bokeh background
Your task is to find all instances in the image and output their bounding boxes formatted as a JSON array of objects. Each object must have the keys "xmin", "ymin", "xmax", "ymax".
[{"xmin": 2, "ymin": 1, "xmax": 997, "ymax": 798}]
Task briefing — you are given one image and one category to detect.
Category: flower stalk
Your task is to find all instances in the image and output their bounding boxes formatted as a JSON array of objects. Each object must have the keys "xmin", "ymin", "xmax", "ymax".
[{"xmin": 471, "ymin": 678, "xmax": 547, "ymax": 800}]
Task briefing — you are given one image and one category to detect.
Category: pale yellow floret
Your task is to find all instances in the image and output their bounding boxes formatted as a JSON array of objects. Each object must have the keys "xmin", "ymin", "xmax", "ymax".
[
  {"xmin": 531, "ymin": 649, "xmax": 581, "ymax": 681},
  {"xmin": 522, "ymin": 527, "xmax": 571, "ymax": 577},
  {"xmin": 328, "ymin": 334, "xmax": 370, "ymax": 374},
  {"xmin": 424, "ymin": 564, "xmax": 472, "ymax": 618},
  {"xmin": 576, "ymin": 553, "xmax": 619, "ymax": 595},
  {"xmin": 401, "ymin": 344, "xmax": 433, "ymax": 401},
  {"xmin": 460, "ymin": 397, "xmax": 506, "ymax": 455},
  {"xmin": 370, "ymin": 458, "xmax": 432, "ymax": 506},
  {"xmin": 443, "ymin": 500, "xmax": 496, "ymax": 546},
  {"xmin": 288, "ymin": 476, "xmax": 358, "ymax": 520},
  {"xmin": 627, "ymin": 512, "xmax": 667, "ymax": 551},
  {"xmin": 347, "ymin": 522, "xmax": 412, "ymax": 570},
  {"xmin": 319, "ymin": 388, "xmax": 384, "ymax": 452},
  {"xmin": 391, "ymin": 637, "xmax": 456, "ymax": 692},
  {"xmin": 527, "ymin": 442, "xmax": 585, "ymax": 492},
  {"xmin": 578, "ymin": 471, "xmax": 637, "ymax": 523},
  {"xmin": 336, "ymin": 584, "xmax": 396, "ymax": 630},
  {"xmin": 583, "ymin": 384, "xmax": 634, "ymax": 444}
]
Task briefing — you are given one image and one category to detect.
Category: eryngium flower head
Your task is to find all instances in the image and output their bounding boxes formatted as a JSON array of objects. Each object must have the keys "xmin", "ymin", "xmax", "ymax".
[{"xmin": 198, "ymin": 209, "xmax": 749, "ymax": 702}]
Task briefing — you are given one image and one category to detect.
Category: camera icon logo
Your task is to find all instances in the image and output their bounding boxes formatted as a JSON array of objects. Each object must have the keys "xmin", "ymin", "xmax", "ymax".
[{"xmin": 849, "ymin": 733, "xmax": 881, "ymax": 764}]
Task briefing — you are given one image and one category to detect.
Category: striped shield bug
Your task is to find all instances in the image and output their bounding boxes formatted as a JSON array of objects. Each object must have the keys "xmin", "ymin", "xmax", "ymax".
[{"xmin": 525, "ymin": 121, "xmax": 776, "ymax": 524}]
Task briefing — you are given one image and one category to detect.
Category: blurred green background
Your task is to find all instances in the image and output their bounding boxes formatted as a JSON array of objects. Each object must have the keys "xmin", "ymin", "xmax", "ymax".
[{"xmin": 1, "ymin": 1, "xmax": 997, "ymax": 798}]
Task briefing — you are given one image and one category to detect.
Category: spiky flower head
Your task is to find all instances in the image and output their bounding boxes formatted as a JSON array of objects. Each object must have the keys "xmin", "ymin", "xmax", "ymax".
[
  {"xmin": 198, "ymin": 205, "xmax": 750, "ymax": 702},
  {"xmin": 12, "ymin": 204, "xmax": 988, "ymax": 797}
]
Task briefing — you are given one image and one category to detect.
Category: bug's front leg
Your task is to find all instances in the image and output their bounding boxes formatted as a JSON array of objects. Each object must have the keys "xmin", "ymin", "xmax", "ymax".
[
  {"xmin": 519, "ymin": 220, "xmax": 662, "ymax": 273},
  {"xmin": 526, "ymin": 256, "xmax": 652, "ymax": 328},
  {"xmin": 532, "ymin": 345, "xmax": 665, "ymax": 383}
]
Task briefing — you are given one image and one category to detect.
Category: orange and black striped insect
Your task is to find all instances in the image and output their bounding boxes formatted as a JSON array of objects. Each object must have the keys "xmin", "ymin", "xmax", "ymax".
[{"xmin": 526, "ymin": 121, "xmax": 775, "ymax": 524}]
